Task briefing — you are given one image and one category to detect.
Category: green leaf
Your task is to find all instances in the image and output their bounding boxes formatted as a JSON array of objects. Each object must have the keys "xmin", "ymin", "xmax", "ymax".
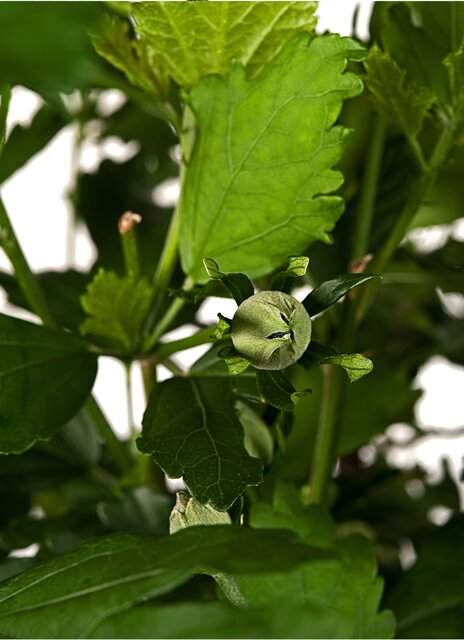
[
  {"xmin": 92, "ymin": 14, "xmax": 169, "ymax": 99},
  {"xmin": 80, "ymin": 269, "xmax": 153, "ymax": 354},
  {"xmin": 97, "ymin": 487, "xmax": 173, "ymax": 536},
  {"xmin": 218, "ymin": 346, "xmax": 251, "ymax": 376},
  {"xmin": 385, "ymin": 515, "xmax": 464, "ymax": 638},
  {"xmin": 179, "ymin": 33, "xmax": 365, "ymax": 282},
  {"xmin": 89, "ymin": 601, "xmax": 350, "ymax": 639},
  {"xmin": 0, "ymin": 526, "xmax": 331, "ymax": 638},
  {"xmin": 236, "ymin": 400, "xmax": 274, "ymax": 467},
  {"xmin": 0, "ymin": 314, "xmax": 97, "ymax": 454},
  {"xmin": 303, "ymin": 273, "xmax": 378, "ymax": 316},
  {"xmin": 299, "ymin": 341, "xmax": 373, "ymax": 383},
  {"xmin": 0, "ymin": 269, "xmax": 91, "ymax": 332},
  {"xmin": 211, "ymin": 313, "xmax": 232, "ymax": 342},
  {"xmin": 234, "ymin": 487, "xmax": 396, "ymax": 639},
  {"xmin": 0, "ymin": 3, "xmax": 108, "ymax": 93},
  {"xmin": 271, "ymin": 255, "xmax": 310, "ymax": 293},
  {"xmin": 0, "ymin": 103, "xmax": 68, "ymax": 185},
  {"xmin": 131, "ymin": 1, "xmax": 318, "ymax": 88},
  {"xmin": 203, "ymin": 258, "xmax": 254, "ymax": 305},
  {"xmin": 363, "ymin": 44, "xmax": 436, "ymax": 140},
  {"xmin": 256, "ymin": 369, "xmax": 310, "ymax": 411},
  {"xmin": 137, "ymin": 377, "xmax": 262, "ymax": 510}
]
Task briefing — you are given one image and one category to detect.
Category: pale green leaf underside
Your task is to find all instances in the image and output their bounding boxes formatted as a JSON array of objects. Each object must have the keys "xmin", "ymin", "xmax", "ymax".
[
  {"xmin": 80, "ymin": 269, "xmax": 153, "ymax": 353},
  {"xmin": 329, "ymin": 352, "xmax": 373, "ymax": 382},
  {"xmin": 363, "ymin": 44, "xmax": 436, "ymax": 140},
  {"xmin": 132, "ymin": 1, "xmax": 318, "ymax": 87},
  {"xmin": 179, "ymin": 33, "xmax": 365, "ymax": 282}
]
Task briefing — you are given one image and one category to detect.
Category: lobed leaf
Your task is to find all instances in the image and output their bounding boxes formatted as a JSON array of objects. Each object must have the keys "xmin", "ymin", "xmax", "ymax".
[
  {"xmin": 0, "ymin": 314, "xmax": 97, "ymax": 454},
  {"xmin": 363, "ymin": 44, "xmax": 436, "ymax": 141},
  {"xmin": 137, "ymin": 377, "xmax": 262, "ymax": 510},
  {"xmin": 179, "ymin": 33, "xmax": 366, "ymax": 282},
  {"xmin": 131, "ymin": 1, "xmax": 318, "ymax": 88},
  {"xmin": 80, "ymin": 269, "xmax": 153, "ymax": 354}
]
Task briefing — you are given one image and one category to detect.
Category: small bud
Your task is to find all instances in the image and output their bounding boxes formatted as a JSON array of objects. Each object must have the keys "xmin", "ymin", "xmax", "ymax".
[
  {"xmin": 118, "ymin": 211, "xmax": 142, "ymax": 235},
  {"xmin": 231, "ymin": 291, "xmax": 311, "ymax": 370}
]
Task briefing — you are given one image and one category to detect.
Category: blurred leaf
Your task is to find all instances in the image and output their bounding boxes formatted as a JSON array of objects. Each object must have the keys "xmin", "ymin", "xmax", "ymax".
[
  {"xmin": 236, "ymin": 400, "xmax": 274, "ymax": 467},
  {"xmin": 97, "ymin": 487, "xmax": 172, "ymax": 535},
  {"xmin": 132, "ymin": 1, "xmax": 317, "ymax": 88},
  {"xmin": 256, "ymin": 369, "xmax": 310, "ymax": 412},
  {"xmin": 363, "ymin": 45, "xmax": 436, "ymax": 140},
  {"xmin": 179, "ymin": 34, "xmax": 365, "ymax": 282},
  {"xmin": 0, "ymin": 526, "xmax": 331, "ymax": 638},
  {"xmin": 0, "ymin": 103, "xmax": 68, "ymax": 185},
  {"xmin": 385, "ymin": 515, "xmax": 464, "ymax": 638},
  {"xmin": 299, "ymin": 341, "xmax": 373, "ymax": 382},
  {"xmin": 0, "ymin": 270, "xmax": 90, "ymax": 332},
  {"xmin": 0, "ymin": 2, "xmax": 108, "ymax": 93},
  {"xmin": 80, "ymin": 269, "xmax": 153, "ymax": 353},
  {"xmin": 0, "ymin": 314, "xmax": 97, "ymax": 454},
  {"xmin": 137, "ymin": 377, "xmax": 262, "ymax": 510},
  {"xmin": 303, "ymin": 273, "xmax": 378, "ymax": 316},
  {"xmin": 89, "ymin": 601, "xmax": 349, "ymax": 639}
]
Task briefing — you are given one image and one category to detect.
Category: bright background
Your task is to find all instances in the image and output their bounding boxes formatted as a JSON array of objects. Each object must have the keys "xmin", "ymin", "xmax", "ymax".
[{"xmin": 1, "ymin": 0, "xmax": 463, "ymax": 517}]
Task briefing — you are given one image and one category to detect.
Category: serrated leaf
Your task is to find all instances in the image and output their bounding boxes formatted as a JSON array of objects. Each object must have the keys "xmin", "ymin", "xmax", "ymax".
[
  {"xmin": 203, "ymin": 258, "xmax": 254, "ymax": 305},
  {"xmin": 131, "ymin": 1, "xmax": 317, "ymax": 88},
  {"xmin": 363, "ymin": 45, "xmax": 436, "ymax": 141},
  {"xmin": 303, "ymin": 273, "xmax": 378, "ymax": 316},
  {"xmin": 0, "ymin": 314, "xmax": 97, "ymax": 454},
  {"xmin": 272, "ymin": 255, "xmax": 310, "ymax": 293},
  {"xmin": 299, "ymin": 341, "xmax": 373, "ymax": 383},
  {"xmin": 92, "ymin": 15, "xmax": 168, "ymax": 99},
  {"xmin": 234, "ymin": 486, "xmax": 396, "ymax": 639},
  {"xmin": 0, "ymin": 526, "xmax": 327, "ymax": 639},
  {"xmin": 80, "ymin": 269, "xmax": 153, "ymax": 354},
  {"xmin": 256, "ymin": 369, "xmax": 310, "ymax": 412},
  {"xmin": 137, "ymin": 377, "xmax": 262, "ymax": 510},
  {"xmin": 218, "ymin": 346, "xmax": 251, "ymax": 376},
  {"xmin": 179, "ymin": 33, "xmax": 365, "ymax": 282}
]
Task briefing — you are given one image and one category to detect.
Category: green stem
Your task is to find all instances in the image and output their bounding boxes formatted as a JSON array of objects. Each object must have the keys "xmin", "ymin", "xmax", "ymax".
[
  {"xmin": 155, "ymin": 326, "xmax": 213, "ymax": 360},
  {"xmin": 144, "ymin": 290, "xmax": 190, "ymax": 352},
  {"xmin": 0, "ymin": 197, "xmax": 56, "ymax": 327},
  {"xmin": 356, "ymin": 120, "xmax": 458, "ymax": 322},
  {"xmin": 85, "ymin": 395, "xmax": 131, "ymax": 475},
  {"xmin": 308, "ymin": 366, "xmax": 345, "ymax": 505},
  {"xmin": 0, "ymin": 84, "xmax": 11, "ymax": 152},
  {"xmin": 309, "ymin": 120, "xmax": 459, "ymax": 504},
  {"xmin": 118, "ymin": 211, "xmax": 142, "ymax": 279},
  {"xmin": 124, "ymin": 362, "xmax": 135, "ymax": 437},
  {"xmin": 351, "ymin": 116, "xmax": 387, "ymax": 260}
]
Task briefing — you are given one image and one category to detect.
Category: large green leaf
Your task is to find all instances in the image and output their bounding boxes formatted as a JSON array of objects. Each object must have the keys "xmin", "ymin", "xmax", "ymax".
[
  {"xmin": 137, "ymin": 377, "xmax": 262, "ymax": 510},
  {"xmin": 385, "ymin": 515, "xmax": 464, "ymax": 638},
  {"xmin": 234, "ymin": 483, "xmax": 395, "ymax": 639},
  {"xmin": 179, "ymin": 33, "xmax": 365, "ymax": 282},
  {"xmin": 0, "ymin": 2, "xmax": 108, "ymax": 93},
  {"xmin": 89, "ymin": 601, "xmax": 349, "ymax": 639},
  {"xmin": 0, "ymin": 525, "xmax": 331, "ymax": 638},
  {"xmin": 80, "ymin": 269, "xmax": 153, "ymax": 354},
  {"xmin": 0, "ymin": 314, "xmax": 97, "ymax": 454},
  {"xmin": 131, "ymin": 1, "xmax": 317, "ymax": 88}
]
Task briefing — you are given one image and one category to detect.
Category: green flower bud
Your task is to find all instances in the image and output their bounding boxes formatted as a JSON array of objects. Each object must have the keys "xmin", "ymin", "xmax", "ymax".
[{"xmin": 231, "ymin": 291, "xmax": 312, "ymax": 370}]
